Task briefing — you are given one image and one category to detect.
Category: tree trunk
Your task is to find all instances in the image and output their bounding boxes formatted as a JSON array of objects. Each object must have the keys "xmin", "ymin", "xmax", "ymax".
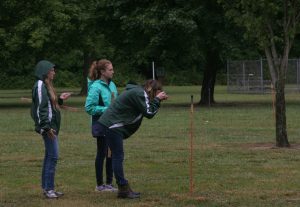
[
  {"xmin": 275, "ymin": 79, "xmax": 290, "ymax": 147},
  {"xmin": 79, "ymin": 51, "xmax": 93, "ymax": 95},
  {"xmin": 199, "ymin": 49, "xmax": 219, "ymax": 105},
  {"xmin": 199, "ymin": 68, "xmax": 216, "ymax": 105}
]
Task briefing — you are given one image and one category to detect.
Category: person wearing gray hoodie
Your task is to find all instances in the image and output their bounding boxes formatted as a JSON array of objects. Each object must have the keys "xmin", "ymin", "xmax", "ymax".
[{"xmin": 31, "ymin": 60, "xmax": 71, "ymax": 199}]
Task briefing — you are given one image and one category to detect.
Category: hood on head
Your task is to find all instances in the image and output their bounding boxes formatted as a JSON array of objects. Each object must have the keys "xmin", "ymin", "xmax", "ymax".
[{"xmin": 34, "ymin": 60, "xmax": 55, "ymax": 80}]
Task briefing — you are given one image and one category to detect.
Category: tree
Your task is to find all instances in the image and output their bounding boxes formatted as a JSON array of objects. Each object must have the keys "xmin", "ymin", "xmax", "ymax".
[
  {"xmin": 0, "ymin": 0, "xmax": 73, "ymax": 86},
  {"xmin": 0, "ymin": 0, "xmax": 115, "ymax": 91},
  {"xmin": 189, "ymin": 0, "xmax": 225, "ymax": 105},
  {"xmin": 220, "ymin": 0, "xmax": 300, "ymax": 147},
  {"xmin": 99, "ymin": 0, "xmax": 258, "ymax": 104},
  {"xmin": 0, "ymin": 0, "xmax": 85, "ymax": 88},
  {"xmin": 100, "ymin": 0, "xmax": 201, "ymax": 77},
  {"xmin": 47, "ymin": 0, "xmax": 115, "ymax": 95}
]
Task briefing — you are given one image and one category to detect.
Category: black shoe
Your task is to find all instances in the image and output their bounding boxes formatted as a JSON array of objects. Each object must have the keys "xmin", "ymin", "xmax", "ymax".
[
  {"xmin": 117, "ymin": 184, "xmax": 140, "ymax": 199},
  {"xmin": 118, "ymin": 191, "xmax": 140, "ymax": 199},
  {"xmin": 128, "ymin": 186, "xmax": 141, "ymax": 196}
]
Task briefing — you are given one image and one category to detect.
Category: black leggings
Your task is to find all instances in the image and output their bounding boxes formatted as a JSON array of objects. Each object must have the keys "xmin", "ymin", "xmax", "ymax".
[{"xmin": 95, "ymin": 136, "xmax": 113, "ymax": 185}]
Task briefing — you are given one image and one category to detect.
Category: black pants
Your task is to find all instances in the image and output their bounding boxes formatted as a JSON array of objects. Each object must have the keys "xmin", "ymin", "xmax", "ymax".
[{"xmin": 95, "ymin": 136, "xmax": 113, "ymax": 186}]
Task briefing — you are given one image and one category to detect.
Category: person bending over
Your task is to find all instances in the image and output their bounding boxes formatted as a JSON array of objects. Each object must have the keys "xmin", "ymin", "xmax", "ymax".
[{"xmin": 97, "ymin": 79, "xmax": 168, "ymax": 199}]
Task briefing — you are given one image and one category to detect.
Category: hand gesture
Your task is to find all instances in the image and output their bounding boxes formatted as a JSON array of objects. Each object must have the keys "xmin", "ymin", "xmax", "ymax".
[
  {"xmin": 60, "ymin": 92, "xmax": 72, "ymax": 100},
  {"xmin": 47, "ymin": 128, "xmax": 56, "ymax": 140},
  {"xmin": 156, "ymin": 91, "xmax": 168, "ymax": 101}
]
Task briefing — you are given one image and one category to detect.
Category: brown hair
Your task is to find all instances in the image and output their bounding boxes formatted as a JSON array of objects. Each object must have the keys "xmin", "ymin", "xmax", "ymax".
[
  {"xmin": 88, "ymin": 59, "xmax": 112, "ymax": 81},
  {"xmin": 44, "ymin": 77, "xmax": 59, "ymax": 110},
  {"xmin": 143, "ymin": 79, "xmax": 162, "ymax": 100}
]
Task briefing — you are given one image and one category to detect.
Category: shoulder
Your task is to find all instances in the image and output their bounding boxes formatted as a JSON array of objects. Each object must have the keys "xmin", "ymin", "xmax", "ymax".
[
  {"xmin": 87, "ymin": 84, "xmax": 101, "ymax": 98},
  {"xmin": 109, "ymin": 81, "xmax": 118, "ymax": 90},
  {"xmin": 35, "ymin": 80, "xmax": 47, "ymax": 92},
  {"xmin": 89, "ymin": 80, "xmax": 102, "ymax": 91},
  {"xmin": 110, "ymin": 81, "xmax": 117, "ymax": 87}
]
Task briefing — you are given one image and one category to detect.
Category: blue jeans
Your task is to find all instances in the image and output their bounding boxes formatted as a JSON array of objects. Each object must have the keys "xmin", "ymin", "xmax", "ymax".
[
  {"xmin": 42, "ymin": 134, "xmax": 59, "ymax": 191},
  {"xmin": 105, "ymin": 128, "xmax": 128, "ymax": 186},
  {"xmin": 95, "ymin": 136, "xmax": 113, "ymax": 185}
]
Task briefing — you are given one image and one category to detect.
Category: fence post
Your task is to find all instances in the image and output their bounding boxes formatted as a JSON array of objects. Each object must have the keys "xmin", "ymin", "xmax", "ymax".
[
  {"xmin": 227, "ymin": 59, "xmax": 229, "ymax": 93},
  {"xmin": 260, "ymin": 58, "xmax": 264, "ymax": 92},
  {"xmin": 243, "ymin": 61, "xmax": 246, "ymax": 91},
  {"xmin": 297, "ymin": 58, "xmax": 300, "ymax": 91}
]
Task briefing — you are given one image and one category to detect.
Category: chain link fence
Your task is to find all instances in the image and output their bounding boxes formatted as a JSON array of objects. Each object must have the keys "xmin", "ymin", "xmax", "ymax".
[{"xmin": 227, "ymin": 59, "xmax": 300, "ymax": 93}]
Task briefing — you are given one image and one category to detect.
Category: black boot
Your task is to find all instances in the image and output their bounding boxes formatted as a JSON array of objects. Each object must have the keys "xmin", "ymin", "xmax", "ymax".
[{"xmin": 117, "ymin": 184, "xmax": 140, "ymax": 199}]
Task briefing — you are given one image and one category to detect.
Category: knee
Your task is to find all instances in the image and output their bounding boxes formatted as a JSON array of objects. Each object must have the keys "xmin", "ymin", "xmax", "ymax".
[
  {"xmin": 50, "ymin": 155, "xmax": 58, "ymax": 163},
  {"xmin": 47, "ymin": 152, "xmax": 59, "ymax": 161},
  {"xmin": 112, "ymin": 152, "xmax": 124, "ymax": 162}
]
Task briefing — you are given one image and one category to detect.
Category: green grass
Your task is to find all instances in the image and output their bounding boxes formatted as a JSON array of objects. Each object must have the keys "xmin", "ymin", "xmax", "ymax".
[{"xmin": 1, "ymin": 86, "xmax": 300, "ymax": 207}]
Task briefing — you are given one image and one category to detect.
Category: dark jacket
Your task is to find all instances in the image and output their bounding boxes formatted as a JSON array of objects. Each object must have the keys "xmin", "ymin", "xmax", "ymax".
[
  {"xmin": 98, "ymin": 84, "xmax": 161, "ymax": 138},
  {"xmin": 31, "ymin": 60, "xmax": 62, "ymax": 135}
]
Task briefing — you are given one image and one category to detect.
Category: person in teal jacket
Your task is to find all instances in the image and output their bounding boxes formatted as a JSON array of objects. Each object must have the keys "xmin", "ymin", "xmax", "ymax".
[
  {"xmin": 98, "ymin": 79, "xmax": 168, "ymax": 199},
  {"xmin": 31, "ymin": 60, "xmax": 71, "ymax": 199},
  {"xmin": 85, "ymin": 59, "xmax": 118, "ymax": 192}
]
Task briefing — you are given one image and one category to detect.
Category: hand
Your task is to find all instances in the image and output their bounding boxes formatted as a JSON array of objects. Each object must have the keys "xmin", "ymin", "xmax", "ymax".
[
  {"xmin": 156, "ymin": 91, "xmax": 168, "ymax": 101},
  {"xmin": 47, "ymin": 129, "xmax": 56, "ymax": 140},
  {"xmin": 60, "ymin": 92, "xmax": 72, "ymax": 100}
]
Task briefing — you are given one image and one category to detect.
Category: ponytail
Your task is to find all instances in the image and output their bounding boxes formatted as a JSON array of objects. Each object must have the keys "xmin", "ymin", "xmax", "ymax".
[
  {"xmin": 88, "ymin": 59, "xmax": 112, "ymax": 80},
  {"xmin": 88, "ymin": 61, "xmax": 99, "ymax": 81}
]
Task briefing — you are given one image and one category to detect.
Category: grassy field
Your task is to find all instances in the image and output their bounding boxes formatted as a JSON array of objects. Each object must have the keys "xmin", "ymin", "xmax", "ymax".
[{"xmin": 0, "ymin": 86, "xmax": 300, "ymax": 207}]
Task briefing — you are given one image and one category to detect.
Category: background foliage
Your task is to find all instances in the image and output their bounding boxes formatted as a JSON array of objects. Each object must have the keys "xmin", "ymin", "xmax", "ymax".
[
  {"xmin": 0, "ymin": 0, "xmax": 254, "ymax": 89},
  {"xmin": 1, "ymin": 0, "xmax": 299, "ymax": 89}
]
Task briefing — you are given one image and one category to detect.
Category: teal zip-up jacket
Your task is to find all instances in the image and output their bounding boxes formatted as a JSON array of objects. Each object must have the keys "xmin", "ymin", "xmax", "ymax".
[
  {"xmin": 98, "ymin": 84, "xmax": 161, "ymax": 139},
  {"xmin": 85, "ymin": 79, "xmax": 118, "ymax": 125},
  {"xmin": 31, "ymin": 60, "xmax": 62, "ymax": 135}
]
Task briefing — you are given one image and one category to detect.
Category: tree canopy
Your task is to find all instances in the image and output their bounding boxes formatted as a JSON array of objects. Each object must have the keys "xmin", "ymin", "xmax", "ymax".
[{"xmin": 0, "ymin": 0, "xmax": 269, "ymax": 89}]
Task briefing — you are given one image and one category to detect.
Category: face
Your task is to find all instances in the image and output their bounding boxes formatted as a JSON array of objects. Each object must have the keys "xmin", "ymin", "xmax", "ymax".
[
  {"xmin": 47, "ymin": 68, "xmax": 55, "ymax": 81},
  {"xmin": 101, "ymin": 63, "xmax": 114, "ymax": 80}
]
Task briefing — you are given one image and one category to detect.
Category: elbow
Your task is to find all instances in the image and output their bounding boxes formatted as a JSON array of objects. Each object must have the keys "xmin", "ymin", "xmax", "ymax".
[
  {"xmin": 144, "ymin": 113, "xmax": 155, "ymax": 119},
  {"xmin": 85, "ymin": 107, "xmax": 92, "ymax": 115}
]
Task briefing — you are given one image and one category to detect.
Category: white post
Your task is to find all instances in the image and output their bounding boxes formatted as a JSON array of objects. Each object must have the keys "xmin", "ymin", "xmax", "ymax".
[
  {"xmin": 227, "ymin": 59, "xmax": 229, "ymax": 93},
  {"xmin": 152, "ymin": 61, "xmax": 155, "ymax": 80},
  {"xmin": 297, "ymin": 58, "xmax": 300, "ymax": 91}
]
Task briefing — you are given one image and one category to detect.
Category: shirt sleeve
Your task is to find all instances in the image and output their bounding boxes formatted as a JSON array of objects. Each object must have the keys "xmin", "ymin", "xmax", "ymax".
[
  {"xmin": 85, "ymin": 85, "xmax": 108, "ymax": 115},
  {"xmin": 135, "ymin": 90, "xmax": 161, "ymax": 119},
  {"xmin": 38, "ymin": 85, "xmax": 51, "ymax": 131}
]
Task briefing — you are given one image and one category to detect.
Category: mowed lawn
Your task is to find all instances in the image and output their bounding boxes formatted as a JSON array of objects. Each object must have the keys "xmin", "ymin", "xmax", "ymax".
[{"xmin": 0, "ymin": 86, "xmax": 300, "ymax": 207}]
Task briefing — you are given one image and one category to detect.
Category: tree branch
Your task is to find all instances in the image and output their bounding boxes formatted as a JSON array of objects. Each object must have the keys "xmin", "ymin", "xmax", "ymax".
[
  {"xmin": 266, "ymin": 22, "xmax": 278, "ymax": 60},
  {"xmin": 265, "ymin": 47, "xmax": 277, "ymax": 86}
]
